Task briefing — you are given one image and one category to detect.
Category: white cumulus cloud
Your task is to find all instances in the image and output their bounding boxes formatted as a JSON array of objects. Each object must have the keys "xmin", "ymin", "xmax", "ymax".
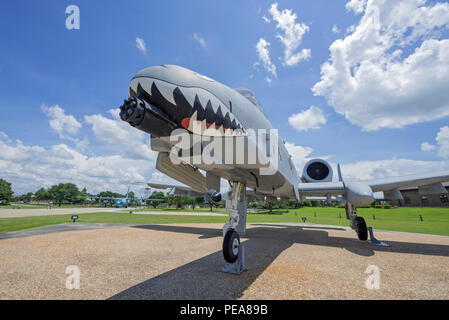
[
  {"xmin": 346, "ymin": 0, "xmax": 368, "ymax": 14},
  {"xmin": 312, "ymin": 0, "xmax": 449, "ymax": 131},
  {"xmin": 285, "ymin": 142, "xmax": 315, "ymax": 171},
  {"xmin": 288, "ymin": 106, "xmax": 327, "ymax": 132},
  {"xmin": 193, "ymin": 33, "xmax": 207, "ymax": 48},
  {"xmin": 41, "ymin": 104, "xmax": 81, "ymax": 137},
  {"xmin": 135, "ymin": 37, "xmax": 147, "ymax": 54},
  {"xmin": 421, "ymin": 142, "xmax": 436, "ymax": 152},
  {"xmin": 84, "ymin": 109, "xmax": 156, "ymax": 162},
  {"xmin": 256, "ymin": 38, "xmax": 277, "ymax": 81},
  {"xmin": 332, "ymin": 25, "xmax": 340, "ymax": 34},
  {"xmin": 341, "ymin": 158, "xmax": 449, "ymax": 182},
  {"xmin": 0, "ymin": 131, "xmax": 153, "ymax": 195},
  {"xmin": 436, "ymin": 126, "xmax": 449, "ymax": 158},
  {"xmin": 268, "ymin": 3, "xmax": 311, "ymax": 66}
]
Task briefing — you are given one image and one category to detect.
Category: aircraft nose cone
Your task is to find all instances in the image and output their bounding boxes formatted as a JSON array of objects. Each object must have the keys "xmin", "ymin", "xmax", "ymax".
[{"xmin": 133, "ymin": 65, "xmax": 197, "ymax": 86}]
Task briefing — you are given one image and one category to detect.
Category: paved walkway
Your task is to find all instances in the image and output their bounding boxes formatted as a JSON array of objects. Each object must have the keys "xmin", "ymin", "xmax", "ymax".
[{"xmin": 0, "ymin": 207, "xmax": 128, "ymax": 218}]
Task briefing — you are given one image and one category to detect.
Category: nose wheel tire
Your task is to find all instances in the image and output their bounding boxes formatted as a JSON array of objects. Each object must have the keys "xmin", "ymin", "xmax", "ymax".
[
  {"xmin": 354, "ymin": 216, "xmax": 368, "ymax": 241},
  {"xmin": 223, "ymin": 229, "xmax": 240, "ymax": 263}
]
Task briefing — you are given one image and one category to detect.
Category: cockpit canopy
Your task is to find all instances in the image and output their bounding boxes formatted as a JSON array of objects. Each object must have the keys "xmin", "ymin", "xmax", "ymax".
[{"xmin": 234, "ymin": 88, "xmax": 267, "ymax": 116}]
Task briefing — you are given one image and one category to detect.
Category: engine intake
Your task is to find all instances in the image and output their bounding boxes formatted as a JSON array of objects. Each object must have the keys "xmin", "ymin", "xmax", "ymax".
[{"xmin": 302, "ymin": 159, "xmax": 333, "ymax": 182}]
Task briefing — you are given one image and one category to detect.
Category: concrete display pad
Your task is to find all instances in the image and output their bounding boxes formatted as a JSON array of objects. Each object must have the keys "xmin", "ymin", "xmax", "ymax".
[{"xmin": 0, "ymin": 223, "xmax": 448, "ymax": 300}]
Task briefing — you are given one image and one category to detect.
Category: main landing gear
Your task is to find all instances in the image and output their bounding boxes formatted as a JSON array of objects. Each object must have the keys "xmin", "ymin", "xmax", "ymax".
[
  {"xmin": 346, "ymin": 202, "xmax": 389, "ymax": 246},
  {"xmin": 346, "ymin": 202, "xmax": 367, "ymax": 240}
]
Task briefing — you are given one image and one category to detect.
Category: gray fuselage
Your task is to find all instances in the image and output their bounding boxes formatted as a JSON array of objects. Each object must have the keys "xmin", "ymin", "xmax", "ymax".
[{"xmin": 123, "ymin": 65, "xmax": 301, "ymax": 198}]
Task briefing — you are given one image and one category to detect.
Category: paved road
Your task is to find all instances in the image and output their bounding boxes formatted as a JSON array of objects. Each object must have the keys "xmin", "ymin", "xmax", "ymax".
[
  {"xmin": 0, "ymin": 207, "xmax": 128, "ymax": 218},
  {"xmin": 0, "ymin": 223, "xmax": 144, "ymax": 240},
  {"xmin": 0, "ymin": 207, "xmax": 227, "ymax": 219},
  {"xmin": 1, "ymin": 222, "xmax": 448, "ymax": 300}
]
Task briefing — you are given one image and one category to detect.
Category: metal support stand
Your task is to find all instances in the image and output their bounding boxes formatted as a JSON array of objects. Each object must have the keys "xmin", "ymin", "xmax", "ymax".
[
  {"xmin": 367, "ymin": 227, "xmax": 389, "ymax": 247},
  {"xmin": 220, "ymin": 243, "xmax": 246, "ymax": 274}
]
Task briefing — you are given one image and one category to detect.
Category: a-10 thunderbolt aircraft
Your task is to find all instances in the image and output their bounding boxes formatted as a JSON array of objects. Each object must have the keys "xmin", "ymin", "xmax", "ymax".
[{"xmin": 119, "ymin": 65, "xmax": 449, "ymax": 264}]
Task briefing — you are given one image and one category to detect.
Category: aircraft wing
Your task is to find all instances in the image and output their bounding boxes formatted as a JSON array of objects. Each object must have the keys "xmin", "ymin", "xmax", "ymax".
[
  {"xmin": 361, "ymin": 171, "xmax": 449, "ymax": 192},
  {"xmin": 298, "ymin": 170, "xmax": 449, "ymax": 206},
  {"xmin": 147, "ymin": 182, "xmax": 198, "ymax": 192},
  {"xmin": 297, "ymin": 182, "xmax": 345, "ymax": 196},
  {"xmin": 147, "ymin": 182, "xmax": 204, "ymax": 197}
]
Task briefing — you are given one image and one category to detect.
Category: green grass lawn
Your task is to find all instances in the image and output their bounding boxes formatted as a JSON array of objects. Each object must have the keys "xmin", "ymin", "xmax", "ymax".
[{"xmin": 0, "ymin": 207, "xmax": 448, "ymax": 236}]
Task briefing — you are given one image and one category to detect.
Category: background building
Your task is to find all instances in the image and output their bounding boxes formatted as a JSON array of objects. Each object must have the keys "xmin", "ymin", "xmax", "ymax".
[{"xmin": 387, "ymin": 183, "xmax": 449, "ymax": 207}]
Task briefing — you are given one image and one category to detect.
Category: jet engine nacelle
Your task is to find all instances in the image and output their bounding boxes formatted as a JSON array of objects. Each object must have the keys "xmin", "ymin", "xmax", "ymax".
[
  {"xmin": 346, "ymin": 182, "xmax": 374, "ymax": 207},
  {"xmin": 211, "ymin": 192, "xmax": 222, "ymax": 203},
  {"xmin": 302, "ymin": 159, "xmax": 333, "ymax": 183}
]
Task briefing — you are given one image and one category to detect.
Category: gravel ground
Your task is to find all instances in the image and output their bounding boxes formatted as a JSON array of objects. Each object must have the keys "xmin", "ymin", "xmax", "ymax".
[{"xmin": 0, "ymin": 223, "xmax": 448, "ymax": 300}]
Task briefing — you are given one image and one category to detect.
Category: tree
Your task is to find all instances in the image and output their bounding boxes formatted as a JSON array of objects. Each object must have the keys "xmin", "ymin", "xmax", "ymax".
[
  {"xmin": 80, "ymin": 187, "xmax": 88, "ymax": 197},
  {"xmin": 21, "ymin": 192, "xmax": 34, "ymax": 202},
  {"xmin": 98, "ymin": 191, "xmax": 125, "ymax": 198},
  {"xmin": 48, "ymin": 183, "xmax": 79, "ymax": 206},
  {"xmin": 206, "ymin": 199, "xmax": 216, "ymax": 212},
  {"xmin": 195, "ymin": 196, "xmax": 204, "ymax": 209},
  {"xmin": 35, "ymin": 188, "xmax": 51, "ymax": 201},
  {"xmin": 172, "ymin": 195, "xmax": 189, "ymax": 209},
  {"xmin": 150, "ymin": 191, "xmax": 165, "ymax": 201},
  {"xmin": 128, "ymin": 191, "xmax": 135, "ymax": 199},
  {"xmin": 0, "ymin": 178, "xmax": 13, "ymax": 204},
  {"xmin": 147, "ymin": 191, "xmax": 166, "ymax": 208}
]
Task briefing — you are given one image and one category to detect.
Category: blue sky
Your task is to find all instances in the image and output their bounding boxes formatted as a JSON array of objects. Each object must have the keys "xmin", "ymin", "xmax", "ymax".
[{"xmin": 1, "ymin": 0, "xmax": 449, "ymax": 195}]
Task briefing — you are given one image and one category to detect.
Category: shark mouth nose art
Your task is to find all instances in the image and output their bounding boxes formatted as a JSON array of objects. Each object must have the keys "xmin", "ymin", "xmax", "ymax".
[{"xmin": 128, "ymin": 78, "xmax": 246, "ymax": 136}]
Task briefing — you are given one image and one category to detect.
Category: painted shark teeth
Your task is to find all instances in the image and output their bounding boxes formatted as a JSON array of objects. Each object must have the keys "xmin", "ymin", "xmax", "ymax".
[
  {"xmin": 153, "ymin": 79, "xmax": 176, "ymax": 106},
  {"xmin": 128, "ymin": 77, "xmax": 246, "ymax": 136}
]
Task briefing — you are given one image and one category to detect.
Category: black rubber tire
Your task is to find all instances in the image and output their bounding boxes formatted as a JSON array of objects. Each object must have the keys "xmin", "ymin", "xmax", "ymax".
[
  {"xmin": 355, "ymin": 216, "xmax": 368, "ymax": 241},
  {"xmin": 223, "ymin": 229, "xmax": 240, "ymax": 263}
]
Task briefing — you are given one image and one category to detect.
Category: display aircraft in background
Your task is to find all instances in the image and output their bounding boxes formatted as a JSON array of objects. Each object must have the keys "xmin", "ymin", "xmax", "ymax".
[
  {"xmin": 118, "ymin": 65, "xmax": 449, "ymax": 264},
  {"xmin": 84, "ymin": 188, "xmax": 143, "ymax": 208}
]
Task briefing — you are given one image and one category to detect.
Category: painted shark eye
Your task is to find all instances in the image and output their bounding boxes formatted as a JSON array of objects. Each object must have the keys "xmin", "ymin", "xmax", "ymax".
[{"xmin": 194, "ymin": 73, "xmax": 215, "ymax": 82}]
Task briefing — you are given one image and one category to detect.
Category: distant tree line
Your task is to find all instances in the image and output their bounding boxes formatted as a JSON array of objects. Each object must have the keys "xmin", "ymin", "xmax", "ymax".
[
  {"xmin": 147, "ymin": 192, "xmax": 207, "ymax": 210},
  {"xmin": 0, "ymin": 178, "xmax": 141, "ymax": 207},
  {"xmin": 1, "ymin": 177, "xmax": 382, "ymax": 210}
]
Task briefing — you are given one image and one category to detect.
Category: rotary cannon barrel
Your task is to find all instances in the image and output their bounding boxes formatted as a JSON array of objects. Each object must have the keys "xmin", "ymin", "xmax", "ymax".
[{"xmin": 119, "ymin": 97, "xmax": 177, "ymax": 138}]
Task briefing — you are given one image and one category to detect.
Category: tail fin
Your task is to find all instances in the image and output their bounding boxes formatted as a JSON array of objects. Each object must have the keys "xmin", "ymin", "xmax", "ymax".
[
  {"xmin": 337, "ymin": 164, "xmax": 343, "ymax": 182},
  {"xmin": 126, "ymin": 187, "xmax": 130, "ymax": 199}
]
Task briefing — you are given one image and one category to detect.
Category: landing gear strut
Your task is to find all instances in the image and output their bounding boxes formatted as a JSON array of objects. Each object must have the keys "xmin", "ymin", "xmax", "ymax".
[
  {"xmin": 346, "ymin": 202, "xmax": 368, "ymax": 240},
  {"xmin": 221, "ymin": 182, "xmax": 247, "ymax": 273},
  {"xmin": 222, "ymin": 182, "xmax": 247, "ymax": 238}
]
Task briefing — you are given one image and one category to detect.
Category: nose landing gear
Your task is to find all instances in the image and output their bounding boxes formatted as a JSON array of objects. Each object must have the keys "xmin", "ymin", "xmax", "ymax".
[
  {"xmin": 223, "ymin": 229, "xmax": 240, "ymax": 264},
  {"xmin": 220, "ymin": 182, "xmax": 247, "ymax": 274}
]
